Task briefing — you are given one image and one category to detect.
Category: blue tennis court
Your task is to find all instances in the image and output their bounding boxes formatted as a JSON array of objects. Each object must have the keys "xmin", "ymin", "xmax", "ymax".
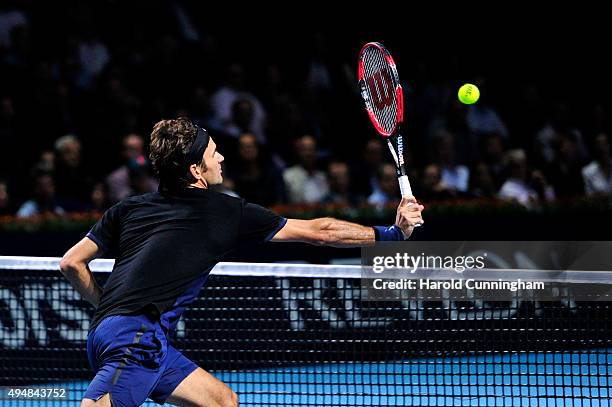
[{"xmin": 4, "ymin": 351, "xmax": 611, "ymax": 406}]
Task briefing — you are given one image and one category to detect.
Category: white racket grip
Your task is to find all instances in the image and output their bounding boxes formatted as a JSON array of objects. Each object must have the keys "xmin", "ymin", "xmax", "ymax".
[
  {"xmin": 398, "ymin": 175, "xmax": 422, "ymax": 228},
  {"xmin": 398, "ymin": 175, "xmax": 413, "ymax": 197}
]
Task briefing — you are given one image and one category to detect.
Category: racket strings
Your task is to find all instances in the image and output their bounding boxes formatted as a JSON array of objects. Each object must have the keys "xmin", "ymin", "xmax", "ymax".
[{"xmin": 361, "ymin": 47, "xmax": 398, "ymax": 134}]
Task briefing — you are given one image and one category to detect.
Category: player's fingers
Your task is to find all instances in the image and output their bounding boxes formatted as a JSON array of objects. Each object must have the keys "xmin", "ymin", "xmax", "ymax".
[
  {"xmin": 400, "ymin": 210, "xmax": 423, "ymax": 225},
  {"xmin": 404, "ymin": 204, "xmax": 424, "ymax": 212},
  {"xmin": 400, "ymin": 196, "xmax": 417, "ymax": 206}
]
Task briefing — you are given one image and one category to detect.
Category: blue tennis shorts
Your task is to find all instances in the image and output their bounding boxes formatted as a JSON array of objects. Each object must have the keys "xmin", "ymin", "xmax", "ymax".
[{"xmin": 84, "ymin": 314, "xmax": 198, "ymax": 406}]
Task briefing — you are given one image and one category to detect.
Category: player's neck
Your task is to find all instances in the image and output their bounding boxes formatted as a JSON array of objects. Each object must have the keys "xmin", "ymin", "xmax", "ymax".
[{"xmin": 188, "ymin": 179, "xmax": 208, "ymax": 189}]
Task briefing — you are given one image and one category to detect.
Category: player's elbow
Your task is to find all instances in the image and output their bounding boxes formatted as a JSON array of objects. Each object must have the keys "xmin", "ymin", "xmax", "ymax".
[{"xmin": 59, "ymin": 253, "xmax": 80, "ymax": 275}]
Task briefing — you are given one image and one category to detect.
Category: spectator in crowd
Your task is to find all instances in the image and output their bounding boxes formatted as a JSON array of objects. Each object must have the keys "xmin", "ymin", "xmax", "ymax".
[
  {"xmin": 210, "ymin": 64, "xmax": 267, "ymax": 143},
  {"xmin": 0, "ymin": 6, "xmax": 28, "ymax": 49},
  {"xmin": 466, "ymin": 80, "xmax": 509, "ymax": 139},
  {"xmin": 418, "ymin": 164, "xmax": 456, "ymax": 201},
  {"xmin": 433, "ymin": 130, "xmax": 470, "ymax": 193},
  {"xmin": 428, "ymin": 99, "xmax": 475, "ymax": 164},
  {"xmin": 34, "ymin": 150, "xmax": 55, "ymax": 173},
  {"xmin": 53, "ymin": 134, "xmax": 91, "ymax": 211},
  {"xmin": 353, "ymin": 138, "xmax": 386, "ymax": 198},
  {"xmin": 76, "ymin": 29, "xmax": 110, "ymax": 89},
  {"xmin": 480, "ymin": 132, "xmax": 506, "ymax": 188},
  {"xmin": 89, "ymin": 181, "xmax": 110, "ymax": 212},
  {"xmin": 582, "ymin": 133, "xmax": 612, "ymax": 196},
  {"xmin": 283, "ymin": 134, "xmax": 329, "ymax": 204},
  {"xmin": 546, "ymin": 131, "xmax": 585, "ymax": 198},
  {"xmin": 498, "ymin": 149, "xmax": 554, "ymax": 208},
  {"xmin": 0, "ymin": 178, "xmax": 13, "ymax": 215},
  {"xmin": 106, "ymin": 133, "xmax": 157, "ymax": 203},
  {"xmin": 16, "ymin": 172, "xmax": 65, "ymax": 217},
  {"xmin": 368, "ymin": 163, "xmax": 400, "ymax": 207},
  {"xmin": 229, "ymin": 133, "xmax": 286, "ymax": 206},
  {"xmin": 219, "ymin": 98, "xmax": 267, "ymax": 144},
  {"xmin": 531, "ymin": 169, "xmax": 556, "ymax": 205},
  {"xmin": 468, "ymin": 163, "xmax": 497, "ymax": 198},
  {"xmin": 535, "ymin": 103, "xmax": 588, "ymax": 166},
  {"xmin": 0, "ymin": 95, "xmax": 23, "ymax": 180},
  {"xmin": 323, "ymin": 161, "xmax": 360, "ymax": 206}
]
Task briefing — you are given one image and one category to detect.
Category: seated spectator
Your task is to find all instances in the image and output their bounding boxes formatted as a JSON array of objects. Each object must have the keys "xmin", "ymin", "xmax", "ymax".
[
  {"xmin": 433, "ymin": 130, "xmax": 470, "ymax": 193},
  {"xmin": 323, "ymin": 161, "xmax": 360, "ymax": 206},
  {"xmin": 53, "ymin": 134, "xmax": 91, "ymax": 211},
  {"xmin": 531, "ymin": 169, "xmax": 556, "ymax": 204},
  {"xmin": 468, "ymin": 162, "xmax": 497, "ymax": 198},
  {"xmin": 480, "ymin": 132, "xmax": 506, "ymax": 188},
  {"xmin": 0, "ymin": 178, "xmax": 14, "ymax": 215},
  {"xmin": 546, "ymin": 131, "xmax": 585, "ymax": 198},
  {"xmin": 498, "ymin": 149, "xmax": 554, "ymax": 208},
  {"xmin": 219, "ymin": 98, "xmax": 267, "ymax": 144},
  {"xmin": 283, "ymin": 135, "xmax": 329, "ymax": 204},
  {"xmin": 16, "ymin": 172, "xmax": 65, "ymax": 217},
  {"xmin": 210, "ymin": 64, "xmax": 267, "ymax": 143},
  {"xmin": 467, "ymin": 104, "xmax": 509, "ymax": 139},
  {"xmin": 34, "ymin": 150, "xmax": 55, "ymax": 173},
  {"xmin": 368, "ymin": 163, "xmax": 400, "ymax": 207},
  {"xmin": 89, "ymin": 181, "xmax": 110, "ymax": 212},
  {"xmin": 582, "ymin": 133, "xmax": 612, "ymax": 196},
  {"xmin": 229, "ymin": 133, "xmax": 286, "ymax": 206},
  {"xmin": 535, "ymin": 103, "xmax": 588, "ymax": 166},
  {"xmin": 106, "ymin": 134, "xmax": 157, "ymax": 203},
  {"xmin": 353, "ymin": 138, "xmax": 386, "ymax": 198},
  {"xmin": 418, "ymin": 164, "xmax": 457, "ymax": 201}
]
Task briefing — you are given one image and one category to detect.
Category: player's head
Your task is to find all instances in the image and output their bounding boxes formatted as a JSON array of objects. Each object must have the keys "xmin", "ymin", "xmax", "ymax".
[{"xmin": 149, "ymin": 117, "xmax": 224, "ymax": 191}]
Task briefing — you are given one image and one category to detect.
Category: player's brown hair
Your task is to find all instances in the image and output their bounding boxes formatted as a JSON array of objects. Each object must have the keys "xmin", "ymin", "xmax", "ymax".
[{"xmin": 149, "ymin": 117, "xmax": 203, "ymax": 191}]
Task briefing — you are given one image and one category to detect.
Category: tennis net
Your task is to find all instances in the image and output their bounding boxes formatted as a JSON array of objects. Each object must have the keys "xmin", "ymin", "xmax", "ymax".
[{"xmin": 0, "ymin": 256, "xmax": 610, "ymax": 406}]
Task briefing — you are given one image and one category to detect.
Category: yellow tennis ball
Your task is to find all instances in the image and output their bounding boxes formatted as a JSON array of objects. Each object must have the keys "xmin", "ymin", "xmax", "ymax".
[{"xmin": 458, "ymin": 83, "xmax": 480, "ymax": 104}]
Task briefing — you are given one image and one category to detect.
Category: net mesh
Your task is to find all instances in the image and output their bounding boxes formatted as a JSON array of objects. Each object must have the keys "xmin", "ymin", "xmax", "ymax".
[
  {"xmin": 361, "ymin": 46, "xmax": 399, "ymax": 134},
  {"xmin": 1, "ymin": 257, "xmax": 611, "ymax": 406}
]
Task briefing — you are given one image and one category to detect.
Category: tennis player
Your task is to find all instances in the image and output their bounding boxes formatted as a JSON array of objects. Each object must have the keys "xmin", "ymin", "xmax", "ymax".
[{"xmin": 60, "ymin": 118, "xmax": 424, "ymax": 407}]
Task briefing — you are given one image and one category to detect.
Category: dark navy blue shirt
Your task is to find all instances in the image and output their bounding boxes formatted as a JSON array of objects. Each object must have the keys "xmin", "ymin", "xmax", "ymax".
[{"xmin": 86, "ymin": 188, "xmax": 286, "ymax": 333}]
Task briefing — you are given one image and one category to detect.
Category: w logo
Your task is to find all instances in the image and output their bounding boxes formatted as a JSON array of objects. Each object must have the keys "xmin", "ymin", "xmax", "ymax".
[{"xmin": 367, "ymin": 69, "xmax": 394, "ymax": 110}]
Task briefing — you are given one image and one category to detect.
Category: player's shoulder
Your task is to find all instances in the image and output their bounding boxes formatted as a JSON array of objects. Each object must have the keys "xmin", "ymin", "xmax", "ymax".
[
  {"xmin": 120, "ymin": 192, "xmax": 159, "ymax": 205},
  {"xmin": 104, "ymin": 192, "xmax": 158, "ymax": 214}
]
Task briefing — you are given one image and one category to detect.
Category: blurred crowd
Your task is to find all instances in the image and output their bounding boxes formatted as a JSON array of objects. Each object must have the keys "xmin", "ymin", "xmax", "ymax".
[{"xmin": 1, "ymin": 2, "xmax": 611, "ymax": 218}]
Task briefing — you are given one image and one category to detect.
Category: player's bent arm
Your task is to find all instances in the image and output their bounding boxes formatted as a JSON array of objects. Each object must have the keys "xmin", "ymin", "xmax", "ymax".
[
  {"xmin": 271, "ymin": 218, "xmax": 375, "ymax": 247},
  {"xmin": 59, "ymin": 237, "xmax": 104, "ymax": 307}
]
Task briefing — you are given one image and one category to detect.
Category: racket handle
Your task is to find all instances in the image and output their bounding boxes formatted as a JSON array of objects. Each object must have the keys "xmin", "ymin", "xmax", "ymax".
[
  {"xmin": 398, "ymin": 175, "xmax": 413, "ymax": 197},
  {"xmin": 398, "ymin": 175, "xmax": 422, "ymax": 228}
]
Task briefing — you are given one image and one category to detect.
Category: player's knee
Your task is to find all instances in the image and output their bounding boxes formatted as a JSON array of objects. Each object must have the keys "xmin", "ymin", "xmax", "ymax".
[
  {"xmin": 218, "ymin": 389, "xmax": 238, "ymax": 407},
  {"xmin": 81, "ymin": 394, "xmax": 111, "ymax": 407},
  {"xmin": 227, "ymin": 390, "xmax": 238, "ymax": 407}
]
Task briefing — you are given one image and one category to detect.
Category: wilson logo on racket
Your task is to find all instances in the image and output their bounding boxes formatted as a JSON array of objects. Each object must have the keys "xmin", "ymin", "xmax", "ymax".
[{"xmin": 367, "ymin": 69, "xmax": 395, "ymax": 110}]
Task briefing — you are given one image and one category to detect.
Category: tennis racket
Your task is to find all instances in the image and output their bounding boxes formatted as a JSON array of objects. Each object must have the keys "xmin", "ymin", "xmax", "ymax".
[{"xmin": 358, "ymin": 42, "xmax": 416, "ymax": 204}]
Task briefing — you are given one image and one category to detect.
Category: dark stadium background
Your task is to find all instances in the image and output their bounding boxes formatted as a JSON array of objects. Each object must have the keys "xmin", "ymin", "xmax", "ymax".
[{"xmin": 1, "ymin": 2, "xmax": 611, "ymax": 257}]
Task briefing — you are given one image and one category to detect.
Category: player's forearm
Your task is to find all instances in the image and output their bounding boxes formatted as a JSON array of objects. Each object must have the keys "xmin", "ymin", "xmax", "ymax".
[
  {"xmin": 59, "ymin": 261, "xmax": 103, "ymax": 307},
  {"xmin": 312, "ymin": 217, "xmax": 375, "ymax": 247}
]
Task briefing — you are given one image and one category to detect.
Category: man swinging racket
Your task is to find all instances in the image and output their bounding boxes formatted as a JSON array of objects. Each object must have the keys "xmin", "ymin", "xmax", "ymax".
[{"xmin": 60, "ymin": 118, "xmax": 424, "ymax": 407}]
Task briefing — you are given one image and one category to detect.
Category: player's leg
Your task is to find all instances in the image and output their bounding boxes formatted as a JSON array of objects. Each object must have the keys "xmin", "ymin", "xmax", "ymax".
[
  {"xmin": 82, "ymin": 315, "xmax": 168, "ymax": 407},
  {"xmin": 165, "ymin": 368, "xmax": 238, "ymax": 407},
  {"xmin": 150, "ymin": 345, "xmax": 237, "ymax": 407},
  {"xmin": 80, "ymin": 393, "xmax": 111, "ymax": 407}
]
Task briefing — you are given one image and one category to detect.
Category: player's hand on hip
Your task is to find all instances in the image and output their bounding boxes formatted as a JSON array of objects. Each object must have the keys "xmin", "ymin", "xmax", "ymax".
[{"xmin": 395, "ymin": 197, "xmax": 424, "ymax": 238}]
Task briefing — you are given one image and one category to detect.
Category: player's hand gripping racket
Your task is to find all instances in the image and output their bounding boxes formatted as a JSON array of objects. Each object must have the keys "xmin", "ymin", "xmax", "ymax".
[{"xmin": 358, "ymin": 42, "xmax": 421, "ymax": 226}]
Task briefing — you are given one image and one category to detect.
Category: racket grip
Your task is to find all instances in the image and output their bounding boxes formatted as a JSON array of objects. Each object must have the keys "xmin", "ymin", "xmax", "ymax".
[
  {"xmin": 398, "ymin": 175, "xmax": 422, "ymax": 228},
  {"xmin": 398, "ymin": 175, "xmax": 413, "ymax": 198}
]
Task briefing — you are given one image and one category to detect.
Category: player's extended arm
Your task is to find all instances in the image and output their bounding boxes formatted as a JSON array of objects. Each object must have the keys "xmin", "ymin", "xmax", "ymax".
[
  {"xmin": 272, "ymin": 197, "xmax": 424, "ymax": 247},
  {"xmin": 59, "ymin": 237, "xmax": 104, "ymax": 307},
  {"xmin": 272, "ymin": 218, "xmax": 375, "ymax": 247}
]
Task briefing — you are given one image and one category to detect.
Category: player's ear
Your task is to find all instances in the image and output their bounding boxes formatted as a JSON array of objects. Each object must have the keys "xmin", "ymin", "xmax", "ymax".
[{"xmin": 188, "ymin": 163, "xmax": 201, "ymax": 180}]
